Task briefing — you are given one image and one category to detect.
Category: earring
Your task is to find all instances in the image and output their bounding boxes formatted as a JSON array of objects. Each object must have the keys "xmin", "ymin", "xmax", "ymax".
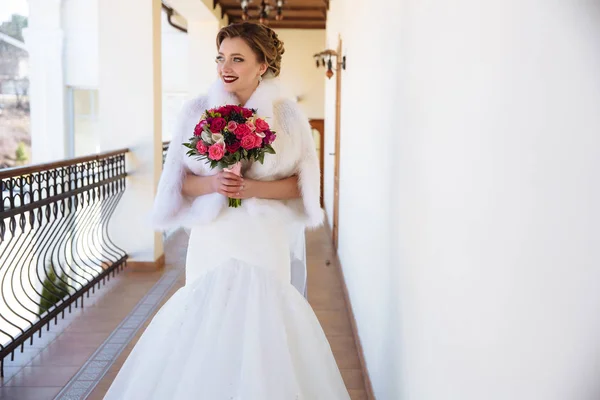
[{"xmin": 258, "ymin": 75, "xmax": 263, "ymax": 82}]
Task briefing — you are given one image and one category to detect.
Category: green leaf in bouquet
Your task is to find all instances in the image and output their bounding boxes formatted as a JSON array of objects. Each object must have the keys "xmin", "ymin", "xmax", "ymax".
[{"xmin": 264, "ymin": 144, "xmax": 276, "ymax": 154}]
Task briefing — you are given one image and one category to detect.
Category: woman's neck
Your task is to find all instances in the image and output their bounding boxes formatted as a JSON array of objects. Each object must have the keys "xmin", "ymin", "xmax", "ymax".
[{"xmin": 234, "ymin": 81, "xmax": 260, "ymax": 107}]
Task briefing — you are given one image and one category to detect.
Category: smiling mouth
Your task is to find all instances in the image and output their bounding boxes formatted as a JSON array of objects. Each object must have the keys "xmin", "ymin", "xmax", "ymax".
[{"xmin": 223, "ymin": 76, "xmax": 239, "ymax": 83}]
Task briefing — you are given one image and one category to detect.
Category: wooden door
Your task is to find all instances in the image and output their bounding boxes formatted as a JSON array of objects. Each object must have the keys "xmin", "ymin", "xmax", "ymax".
[
  {"xmin": 332, "ymin": 37, "xmax": 343, "ymax": 250},
  {"xmin": 309, "ymin": 119, "xmax": 325, "ymax": 207}
]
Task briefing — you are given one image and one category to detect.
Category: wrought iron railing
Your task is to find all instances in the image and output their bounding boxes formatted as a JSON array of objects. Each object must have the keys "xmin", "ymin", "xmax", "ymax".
[
  {"xmin": 162, "ymin": 141, "xmax": 170, "ymax": 165},
  {"xmin": 0, "ymin": 149, "xmax": 129, "ymax": 376}
]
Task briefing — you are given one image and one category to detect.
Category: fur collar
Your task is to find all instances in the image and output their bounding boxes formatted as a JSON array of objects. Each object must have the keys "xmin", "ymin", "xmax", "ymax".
[{"xmin": 206, "ymin": 77, "xmax": 285, "ymax": 121}]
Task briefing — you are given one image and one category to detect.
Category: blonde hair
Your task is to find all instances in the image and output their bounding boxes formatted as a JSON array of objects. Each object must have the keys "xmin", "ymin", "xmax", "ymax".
[{"xmin": 216, "ymin": 22, "xmax": 285, "ymax": 77}]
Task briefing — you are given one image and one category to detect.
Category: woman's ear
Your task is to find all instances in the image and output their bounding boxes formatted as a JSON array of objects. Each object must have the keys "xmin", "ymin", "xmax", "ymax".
[{"xmin": 260, "ymin": 63, "xmax": 268, "ymax": 76}]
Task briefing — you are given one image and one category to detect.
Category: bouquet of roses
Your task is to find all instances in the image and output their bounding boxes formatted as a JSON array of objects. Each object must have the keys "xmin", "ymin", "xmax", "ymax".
[{"xmin": 182, "ymin": 105, "xmax": 277, "ymax": 207}]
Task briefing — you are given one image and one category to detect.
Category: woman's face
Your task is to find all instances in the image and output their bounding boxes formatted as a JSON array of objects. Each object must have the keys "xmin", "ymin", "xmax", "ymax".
[{"xmin": 216, "ymin": 37, "xmax": 267, "ymax": 94}]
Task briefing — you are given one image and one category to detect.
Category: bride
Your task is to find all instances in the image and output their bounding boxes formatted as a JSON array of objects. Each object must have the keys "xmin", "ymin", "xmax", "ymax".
[{"xmin": 103, "ymin": 22, "xmax": 350, "ymax": 399}]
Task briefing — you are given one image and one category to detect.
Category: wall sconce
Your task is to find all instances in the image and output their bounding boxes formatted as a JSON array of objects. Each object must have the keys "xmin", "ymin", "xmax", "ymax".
[
  {"xmin": 241, "ymin": 0, "xmax": 249, "ymax": 20},
  {"xmin": 258, "ymin": 0, "xmax": 270, "ymax": 24},
  {"xmin": 313, "ymin": 49, "xmax": 346, "ymax": 79},
  {"xmin": 240, "ymin": 0, "xmax": 282, "ymax": 24},
  {"xmin": 276, "ymin": 0, "xmax": 284, "ymax": 21}
]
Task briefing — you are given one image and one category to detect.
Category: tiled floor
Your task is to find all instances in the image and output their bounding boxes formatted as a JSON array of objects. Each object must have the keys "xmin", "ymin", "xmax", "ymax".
[{"xmin": 0, "ymin": 227, "xmax": 367, "ymax": 400}]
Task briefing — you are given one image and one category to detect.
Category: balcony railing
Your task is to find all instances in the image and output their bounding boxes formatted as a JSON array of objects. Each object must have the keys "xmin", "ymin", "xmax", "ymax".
[
  {"xmin": 162, "ymin": 140, "xmax": 170, "ymax": 165},
  {"xmin": 0, "ymin": 149, "xmax": 129, "ymax": 376}
]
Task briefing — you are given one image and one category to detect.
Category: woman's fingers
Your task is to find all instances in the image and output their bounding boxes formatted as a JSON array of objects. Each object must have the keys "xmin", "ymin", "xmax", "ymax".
[
  {"xmin": 220, "ymin": 171, "xmax": 243, "ymax": 181},
  {"xmin": 219, "ymin": 184, "xmax": 243, "ymax": 195},
  {"xmin": 216, "ymin": 171, "xmax": 245, "ymax": 198},
  {"xmin": 220, "ymin": 178, "xmax": 243, "ymax": 187}
]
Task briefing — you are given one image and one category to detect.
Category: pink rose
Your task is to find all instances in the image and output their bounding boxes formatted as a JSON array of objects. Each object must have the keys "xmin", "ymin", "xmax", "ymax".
[
  {"xmin": 208, "ymin": 144, "xmax": 225, "ymax": 160},
  {"xmin": 254, "ymin": 135, "xmax": 263, "ymax": 148},
  {"xmin": 246, "ymin": 121, "xmax": 255, "ymax": 131},
  {"xmin": 255, "ymin": 118, "xmax": 270, "ymax": 133},
  {"xmin": 210, "ymin": 117, "xmax": 227, "ymax": 133},
  {"xmin": 234, "ymin": 123, "xmax": 252, "ymax": 139},
  {"xmin": 226, "ymin": 141, "xmax": 241, "ymax": 153},
  {"xmin": 227, "ymin": 120, "xmax": 238, "ymax": 132},
  {"xmin": 196, "ymin": 141, "xmax": 208, "ymax": 154},
  {"xmin": 241, "ymin": 135, "xmax": 256, "ymax": 150}
]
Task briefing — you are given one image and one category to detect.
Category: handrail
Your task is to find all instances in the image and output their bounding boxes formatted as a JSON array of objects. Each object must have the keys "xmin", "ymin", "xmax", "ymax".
[
  {"xmin": 0, "ymin": 148, "xmax": 129, "ymax": 180},
  {"xmin": 0, "ymin": 148, "xmax": 130, "ymax": 377}
]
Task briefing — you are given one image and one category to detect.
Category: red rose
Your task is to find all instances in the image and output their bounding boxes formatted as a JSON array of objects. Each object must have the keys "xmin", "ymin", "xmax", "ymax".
[
  {"xmin": 208, "ymin": 144, "xmax": 225, "ymax": 160},
  {"xmin": 194, "ymin": 120, "xmax": 208, "ymax": 136},
  {"xmin": 253, "ymin": 135, "xmax": 263, "ymax": 148},
  {"xmin": 234, "ymin": 123, "xmax": 252, "ymax": 139},
  {"xmin": 196, "ymin": 141, "xmax": 208, "ymax": 154},
  {"xmin": 226, "ymin": 141, "xmax": 241, "ymax": 153},
  {"xmin": 254, "ymin": 118, "xmax": 270, "ymax": 133},
  {"xmin": 241, "ymin": 108, "xmax": 253, "ymax": 118},
  {"xmin": 217, "ymin": 106, "xmax": 233, "ymax": 117},
  {"xmin": 241, "ymin": 135, "xmax": 256, "ymax": 150},
  {"xmin": 210, "ymin": 117, "xmax": 227, "ymax": 133}
]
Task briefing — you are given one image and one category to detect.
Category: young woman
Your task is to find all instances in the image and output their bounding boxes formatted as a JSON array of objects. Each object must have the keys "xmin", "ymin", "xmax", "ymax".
[{"xmin": 104, "ymin": 22, "xmax": 350, "ymax": 399}]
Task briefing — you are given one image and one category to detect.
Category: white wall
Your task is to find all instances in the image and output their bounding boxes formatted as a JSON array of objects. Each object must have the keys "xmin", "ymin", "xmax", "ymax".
[
  {"xmin": 393, "ymin": 1, "xmax": 600, "ymax": 399},
  {"xmin": 275, "ymin": 29, "xmax": 326, "ymax": 119},
  {"xmin": 161, "ymin": 10, "xmax": 189, "ymax": 141},
  {"xmin": 61, "ymin": 1, "xmax": 190, "ymax": 143},
  {"xmin": 324, "ymin": 2, "xmax": 401, "ymax": 399},
  {"xmin": 161, "ymin": 11, "xmax": 189, "ymax": 93},
  {"xmin": 327, "ymin": 1, "xmax": 600, "ymax": 399}
]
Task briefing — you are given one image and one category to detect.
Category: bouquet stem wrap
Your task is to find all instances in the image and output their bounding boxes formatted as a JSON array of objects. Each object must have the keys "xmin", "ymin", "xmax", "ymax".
[{"xmin": 224, "ymin": 161, "xmax": 242, "ymax": 208}]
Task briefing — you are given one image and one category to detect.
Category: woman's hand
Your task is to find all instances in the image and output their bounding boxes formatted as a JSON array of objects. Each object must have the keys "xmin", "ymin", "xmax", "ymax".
[
  {"xmin": 212, "ymin": 171, "xmax": 251, "ymax": 198},
  {"xmin": 209, "ymin": 172, "xmax": 300, "ymax": 200}
]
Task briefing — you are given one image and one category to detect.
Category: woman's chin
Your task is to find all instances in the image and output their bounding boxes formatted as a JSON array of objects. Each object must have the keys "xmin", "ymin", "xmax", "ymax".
[{"xmin": 222, "ymin": 79, "xmax": 239, "ymax": 92}]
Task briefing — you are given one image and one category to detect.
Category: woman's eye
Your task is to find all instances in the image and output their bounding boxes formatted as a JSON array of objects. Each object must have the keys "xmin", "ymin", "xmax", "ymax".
[
  {"xmin": 233, "ymin": 57, "xmax": 244, "ymax": 62},
  {"xmin": 216, "ymin": 56, "xmax": 224, "ymax": 62}
]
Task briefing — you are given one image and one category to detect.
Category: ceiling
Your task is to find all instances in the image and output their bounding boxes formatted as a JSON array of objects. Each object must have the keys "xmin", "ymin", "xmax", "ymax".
[{"xmin": 214, "ymin": 0, "xmax": 329, "ymax": 29}]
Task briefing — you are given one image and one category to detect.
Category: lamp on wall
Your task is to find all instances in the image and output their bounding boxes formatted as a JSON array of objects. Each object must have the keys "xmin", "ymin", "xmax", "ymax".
[
  {"xmin": 275, "ymin": 0, "xmax": 284, "ymax": 21},
  {"xmin": 239, "ymin": 0, "xmax": 283, "ymax": 24},
  {"xmin": 313, "ymin": 49, "xmax": 346, "ymax": 79},
  {"xmin": 258, "ymin": 1, "xmax": 270, "ymax": 24},
  {"xmin": 241, "ymin": 0, "xmax": 250, "ymax": 20}
]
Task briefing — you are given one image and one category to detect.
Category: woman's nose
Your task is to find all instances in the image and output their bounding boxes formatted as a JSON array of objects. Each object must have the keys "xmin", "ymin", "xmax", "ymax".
[{"xmin": 222, "ymin": 59, "xmax": 233, "ymax": 71}]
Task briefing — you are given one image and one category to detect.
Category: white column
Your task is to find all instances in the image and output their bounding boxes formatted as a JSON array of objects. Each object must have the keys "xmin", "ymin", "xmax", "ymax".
[
  {"xmin": 187, "ymin": 20, "xmax": 220, "ymax": 97},
  {"xmin": 98, "ymin": 0, "xmax": 163, "ymax": 263},
  {"xmin": 24, "ymin": 0, "xmax": 66, "ymax": 163}
]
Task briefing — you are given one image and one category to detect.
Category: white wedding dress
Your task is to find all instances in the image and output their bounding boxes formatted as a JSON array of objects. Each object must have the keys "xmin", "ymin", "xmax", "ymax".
[{"xmin": 103, "ymin": 206, "xmax": 351, "ymax": 399}]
